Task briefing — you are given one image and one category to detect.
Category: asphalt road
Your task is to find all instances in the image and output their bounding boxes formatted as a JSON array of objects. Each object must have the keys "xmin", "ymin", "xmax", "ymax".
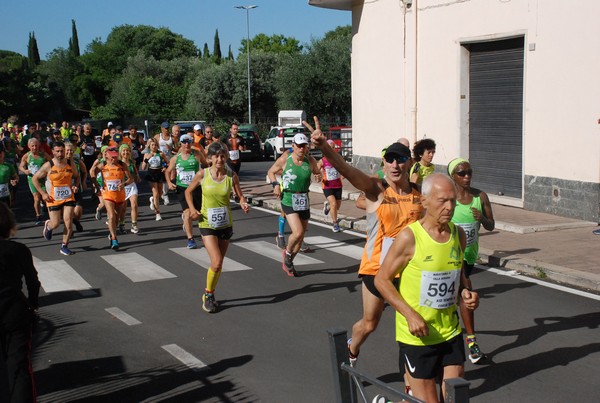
[{"xmin": 6, "ymin": 160, "xmax": 600, "ymax": 402}]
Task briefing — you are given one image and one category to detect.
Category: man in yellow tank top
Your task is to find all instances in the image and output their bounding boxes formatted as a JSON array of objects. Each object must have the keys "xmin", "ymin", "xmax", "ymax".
[{"xmin": 375, "ymin": 174, "xmax": 479, "ymax": 403}]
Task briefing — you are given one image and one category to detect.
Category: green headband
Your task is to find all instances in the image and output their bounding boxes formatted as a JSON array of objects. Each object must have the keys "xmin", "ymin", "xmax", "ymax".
[
  {"xmin": 447, "ymin": 157, "xmax": 469, "ymax": 175},
  {"xmin": 119, "ymin": 143, "xmax": 131, "ymax": 152},
  {"xmin": 100, "ymin": 145, "xmax": 109, "ymax": 154}
]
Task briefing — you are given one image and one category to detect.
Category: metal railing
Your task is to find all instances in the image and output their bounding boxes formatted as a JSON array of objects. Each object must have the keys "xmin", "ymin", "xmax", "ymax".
[{"xmin": 328, "ymin": 328, "xmax": 470, "ymax": 403}]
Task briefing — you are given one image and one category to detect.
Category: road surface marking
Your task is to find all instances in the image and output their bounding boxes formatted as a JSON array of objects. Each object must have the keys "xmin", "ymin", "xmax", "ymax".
[
  {"xmin": 236, "ymin": 241, "xmax": 324, "ymax": 265},
  {"xmin": 170, "ymin": 247, "xmax": 253, "ymax": 271},
  {"xmin": 303, "ymin": 236, "xmax": 364, "ymax": 260},
  {"xmin": 35, "ymin": 258, "xmax": 92, "ymax": 292},
  {"xmin": 162, "ymin": 344, "xmax": 208, "ymax": 371},
  {"xmin": 105, "ymin": 307, "xmax": 142, "ymax": 326},
  {"xmin": 101, "ymin": 252, "xmax": 177, "ymax": 282}
]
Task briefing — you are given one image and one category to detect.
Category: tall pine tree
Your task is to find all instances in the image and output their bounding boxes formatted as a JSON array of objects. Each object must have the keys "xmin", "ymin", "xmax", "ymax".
[
  {"xmin": 213, "ymin": 29, "xmax": 222, "ymax": 64},
  {"xmin": 203, "ymin": 43, "xmax": 210, "ymax": 59},
  {"xmin": 68, "ymin": 19, "xmax": 80, "ymax": 57},
  {"xmin": 27, "ymin": 32, "xmax": 41, "ymax": 69},
  {"xmin": 228, "ymin": 45, "xmax": 234, "ymax": 61}
]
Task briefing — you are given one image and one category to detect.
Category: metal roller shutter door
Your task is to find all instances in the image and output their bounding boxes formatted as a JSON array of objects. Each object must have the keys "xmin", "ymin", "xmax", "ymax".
[{"xmin": 469, "ymin": 37, "xmax": 524, "ymax": 198}]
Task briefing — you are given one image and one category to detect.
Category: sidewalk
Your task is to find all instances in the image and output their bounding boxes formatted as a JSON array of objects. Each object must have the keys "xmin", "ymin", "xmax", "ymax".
[{"xmin": 241, "ymin": 177, "xmax": 600, "ymax": 293}]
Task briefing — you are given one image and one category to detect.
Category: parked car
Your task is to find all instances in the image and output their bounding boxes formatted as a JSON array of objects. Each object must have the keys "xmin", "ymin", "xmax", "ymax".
[
  {"xmin": 237, "ymin": 124, "xmax": 263, "ymax": 161},
  {"xmin": 174, "ymin": 120, "xmax": 206, "ymax": 136},
  {"xmin": 264, "ymin": 126, "xmax": 305, "ymax": 160}
]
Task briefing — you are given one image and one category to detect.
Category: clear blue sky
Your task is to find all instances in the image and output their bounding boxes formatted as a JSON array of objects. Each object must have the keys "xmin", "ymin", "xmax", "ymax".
[{"xmin": 1, "ymin": 0, "xmax": 350, "ymax": 59}]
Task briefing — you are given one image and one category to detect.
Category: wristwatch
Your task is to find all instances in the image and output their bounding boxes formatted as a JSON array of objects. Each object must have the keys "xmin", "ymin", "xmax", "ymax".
[{"xmin": 271, "ymin": 181, "xmax": 279, "ymax": 188}]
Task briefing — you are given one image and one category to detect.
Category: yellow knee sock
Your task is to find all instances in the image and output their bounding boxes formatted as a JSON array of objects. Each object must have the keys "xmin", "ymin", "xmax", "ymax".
[{"xmin": 205, "ymin": 268, "xmax": 221, "ymax": 293}]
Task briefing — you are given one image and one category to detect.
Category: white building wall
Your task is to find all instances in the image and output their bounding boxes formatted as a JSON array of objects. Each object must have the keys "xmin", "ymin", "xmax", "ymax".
[{"xmin": 346, "ymin": 0, "xmax": 600, "ymax": 220}]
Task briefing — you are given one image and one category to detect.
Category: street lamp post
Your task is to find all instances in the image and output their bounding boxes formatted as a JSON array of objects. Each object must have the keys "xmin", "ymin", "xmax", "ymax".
[{"xmin": 235, "ymin": 5, "xmax": 258, "ymax": 124}]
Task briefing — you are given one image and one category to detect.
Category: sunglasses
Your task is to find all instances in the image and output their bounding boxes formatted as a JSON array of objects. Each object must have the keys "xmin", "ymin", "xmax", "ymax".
[
  {"xmin": 455, "ymin": 169, "xmax": 473, "ymax": 177},
  {"xmin": 384, "ymin": 155, "xmax": 409, "ymax": 164},
  {"xmin": 295, "ymin": 143, "xmax": 308, "ymax": 148},
  {"xmin": 108, "ymin": 148, "xmax": 118, "ymax": 152},
  {"xmin": 180, "ymin": 140, "xmax": 192, "ymax": 144}
]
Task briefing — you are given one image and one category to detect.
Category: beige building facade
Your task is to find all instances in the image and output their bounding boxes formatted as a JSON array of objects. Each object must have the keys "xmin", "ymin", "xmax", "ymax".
[{"xmin": 310, "ymin": 0, "xmax": 600, "ymax": 222}]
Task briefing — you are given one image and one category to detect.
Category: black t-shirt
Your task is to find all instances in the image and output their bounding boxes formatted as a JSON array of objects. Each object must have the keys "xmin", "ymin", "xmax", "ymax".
[{"xmin": 0, "ymin": 240, "xmax": 40, "ymax": 330}]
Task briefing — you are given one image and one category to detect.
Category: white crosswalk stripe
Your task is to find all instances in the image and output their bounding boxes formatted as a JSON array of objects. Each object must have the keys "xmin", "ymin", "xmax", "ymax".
[
  {"xmin": 105, "ymin": 307, "xmax": 142, "ymax": 326},
  {"xmin": 303, "ymin": 236, "xmax": 364, "ymax": 261},
  {"xmin": 101, "ymin": 252, "xmax": 177, "ymax": 282},
  {"xmin": 170, "ymin": 247, "xmax": 253, "ymax": 271},
  {"xmin": 162, "ymin": 344, "xmax": 208, "ymax": 371},
  {"xmin": 235, "ymin": 241, "xmax": 324, "ymax": 265},
  {"xmin": 35, "ymin": 258, "xmax": 92, "ymax": 293}
]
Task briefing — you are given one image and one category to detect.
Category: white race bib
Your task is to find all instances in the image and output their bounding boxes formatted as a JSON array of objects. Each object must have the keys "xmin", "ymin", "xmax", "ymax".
[
  {"xmin": 419, "ymin": 270, "xmax": 460, "ymax": 309},
  {"xmin": 178, "ymin": 170, "xmax": 194, "ymax": 185},
  {"xmin": 379, "ymin": 237, "xmax": 395, "ymax": 265},
  {"xmin": 106, "ymin": 179, "xmax": 121, "ymax": 192},
  {"xmin": 0, "ymin": 183, "xmax": 9, "ymax": 198},
  {"xmin": 54, "ymin": 185, "xmax": 72, "ymax": 200},
  {"xmin": 456, "ymin": 222, "xmax": 479, "ymax": 247},
  {"xmin": 325, "ymin": 166, "xmax": 340, "ymax": 180},
  {"xmin": 125, "ymin": 183, "xmax": 138, "ymax": 199},
  {"xmin": 292, "ymin": 193, "xmax": 309, "ymax": 211},
  {"xmin": 207, "ymin": 207, "xmax": 229, "ymax": 228},
  {"xmin": 229, "ymin": 150, "xmax": 240, "ymax": 160},
  {"xmin": 148, "ymin": 155, "xmax": 161, "ymax": 169},
  {"xmin": 132, "ymin": 149, "xmax": 139, "ymax": 159}
]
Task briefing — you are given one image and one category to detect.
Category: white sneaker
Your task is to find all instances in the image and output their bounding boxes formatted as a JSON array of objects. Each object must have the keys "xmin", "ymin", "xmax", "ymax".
[
  {"xmin": 149, "ymin": 196, "xmax": 155, "ymax": 211},
  {"xmin": 130, "ymin": 224, "xmax": 139, "ymax": 234},
  {"xmin": 162, "ymin": 195, "xmax": 170, "ymax": 205},
  {"xmin": 155, "ymin": 214, "xmax": 163, "ymax": 221}
]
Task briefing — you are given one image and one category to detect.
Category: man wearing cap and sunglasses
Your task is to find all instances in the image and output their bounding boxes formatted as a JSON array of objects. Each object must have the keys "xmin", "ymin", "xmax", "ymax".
[
  {"xmin": 448, "ymin": 157, "xmax": 495, "ymax": 364},
  {"xmin": 165, "ymin": 134, "xmax": 208, "ymax": 249},
  {"xmin": 267, "ymin": 132, "xmax": 321, "ymax": 277},
  {"xmin": 304, "ymin": 116, "xmax": 423, "ymax": 370}
]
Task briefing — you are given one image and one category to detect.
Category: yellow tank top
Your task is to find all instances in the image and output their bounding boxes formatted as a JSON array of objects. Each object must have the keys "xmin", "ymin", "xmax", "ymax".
[
  {"xmin": 396, "ymin": 221, "xmax": 463, "ymax": 346},
  {"xmin": 359, "ymin": 186, "xmax": 422, "ymax": 276}
]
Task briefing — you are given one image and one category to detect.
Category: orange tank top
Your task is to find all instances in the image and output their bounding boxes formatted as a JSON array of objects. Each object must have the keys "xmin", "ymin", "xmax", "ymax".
[
  {"xmin": 47, "ymin": 160, "xmax": 75, "ymax": 206},
  {"xmin": 101, "ymin": 162, "xmax": 127, "ymax": 203},
  {"xmin": 358, "ymin": 185, "xmax": 422, "ymax": 276}
]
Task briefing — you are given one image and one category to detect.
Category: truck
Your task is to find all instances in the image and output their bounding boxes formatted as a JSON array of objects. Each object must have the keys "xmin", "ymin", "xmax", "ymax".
[{"xmin": 265, "ymin": 110, "xmax": 316, "ymax": 160}]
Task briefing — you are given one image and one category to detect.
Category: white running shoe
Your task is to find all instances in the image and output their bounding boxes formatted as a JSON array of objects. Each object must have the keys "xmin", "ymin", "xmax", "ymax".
[
  {"xmin": 155, "ymin": 214, "xmax": 163, "ymax": 221},
  {"xmin": 149, "ymin": 196, "xmax": 155, "ymax": 211},
  {"xmin": 162, "ymin": 195, "xmax": 170, "ymax": 205}
]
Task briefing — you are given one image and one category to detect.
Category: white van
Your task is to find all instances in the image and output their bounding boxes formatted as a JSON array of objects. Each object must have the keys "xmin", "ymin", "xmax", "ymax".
[{"xmin": 264, "ymin": 110, "xmax": 321, "ymax": 160}]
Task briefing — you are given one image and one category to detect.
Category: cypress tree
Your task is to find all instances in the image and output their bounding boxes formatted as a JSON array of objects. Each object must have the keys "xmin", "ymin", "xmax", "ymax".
[
  {"xmin": 213, "ymin": 29, "xmax": 222, "ymax": 64},
  {"xmin": 69, "ymin": 19, "xmax": 80, "ymax": 57},
  {"xmin": 203, "ymin": 43, "xmax": 211, "ymax": 59},
  {"xmin": 228, "ymin": 45, "xmax": 234, "ymax": 61},
  {"xmin": 27, "ymin": 32, "xmax": 41, "ymax": 69}
]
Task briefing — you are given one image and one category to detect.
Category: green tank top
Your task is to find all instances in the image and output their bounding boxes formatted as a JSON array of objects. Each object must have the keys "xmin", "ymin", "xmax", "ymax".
[
  {"xmin": 96, "ymin": 158, "xmax": 105, "ymax": 187},
  {"xmin": 451, "ymin": 195, "xmax": 482, "ymax": 265},
  {"xmin": 175, "ymin": 153, "xmax": 199, "ymax": 188},
  {"xmin": 396, "ymin": 221, "xmax": 463, "ymax": 346},
  {"xmin": 281, "ymin": 155, "xmax": 312, "ymax": 208},
  {"xmin": 409, "ymin": 163, "xmax": 435, "ymax": 185},
  {"xmin": 199, "ymin": 168, "xmax": 233, "ymax": 229}
]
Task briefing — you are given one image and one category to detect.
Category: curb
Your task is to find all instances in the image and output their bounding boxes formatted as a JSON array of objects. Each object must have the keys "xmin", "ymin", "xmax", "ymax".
[{"xmin": 478, "ymin": 248, "xmax": 600, "ymax": 293}]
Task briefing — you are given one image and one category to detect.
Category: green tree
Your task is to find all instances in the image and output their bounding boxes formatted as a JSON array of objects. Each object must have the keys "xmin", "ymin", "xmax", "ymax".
[
  {"xmin": 228, "ymin": 45, "xmax": 234, "ymax": 61},
  {"xmin": 239, "ymin": 33, "xmax": 302, "ymax": 56},
  {"xmin": 0, "ymin": 50, "xmax": 44, "ymax": 119},
  {"xmin": 27, "ymin": 32, "xmax": 40, "ymax": 69},
  {"xmin": 276, "ymin": 26, "xmax": 351, "ymax": 120},
  {"xmin": 203, "ymin": 43, "xmax": 210, "ymax": 59},
  {"xmin": 213, "ymin": 29, "xmax": 222, "ymax": 64},
  {"xmin": 37, "ymin": 47, "xmax": 84, "ymax": 111},
  {"xmin": 69, "ymin": 19, "xmax": 80, "ymax": 57}
]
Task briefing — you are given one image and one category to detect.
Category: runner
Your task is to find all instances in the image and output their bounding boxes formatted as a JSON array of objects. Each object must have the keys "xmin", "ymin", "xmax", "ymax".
[
  {"xmin": 318, "ymin": 139, "xmax": 344, "ymax": 232},
  {"xmin": 90, "ymin": 146, "xmax": 109, "ymax": 221},
  {"xmin": 64, "ymin": 142, "xmax": 87, "ymax": 233},
  {"xmin": 141, "ymin": 138, "xmax": 169, "ymax": 221},
  {"xmin": 375, "ymin": 173, "xmax": 479, "ymax": 403},
  {"xmin": 19, "ymin": 138, "xmax": 50, "ymax": 224},
  {"xmin": 91, "ymin": 146, "xmax": 133, "ymax": 250},
  {"xmin": 118, "ymin": 144, "xmax": 141, "ymax": 234},
  {"xmin": 32, "ymin": 141, "xmax": 80, "ymax": 255},
  {"xmin": 448, "ymin": 157, "xmax": 495, "ymax": 364},
  {"xmin": 267, "ymin": 133, "xmax": 320, "ymax": 277},
  {"xmin": 409, "ymin": 139, "xmax": 436, "ymax": 185},
  {"xmin": 156, "ymin": 121, "xmax": 174, "ymax": 206},
  {"xmin": 165, "ymin": 134, "xmax": 207, "ymax": 248},
  {"xmin": 304, "ymin": 116, "xmax": 422, "ymax": 369},
  {"xmin": 223, "ymin": 122, "xmax": 246, "ymax": 175},
  {"xmin": 0, "ymin": 144, "xmax": 19, "ymax": 207},
  {"xmin": 185, "ymin": 142, "xmax": 250, "ymax": 313}
]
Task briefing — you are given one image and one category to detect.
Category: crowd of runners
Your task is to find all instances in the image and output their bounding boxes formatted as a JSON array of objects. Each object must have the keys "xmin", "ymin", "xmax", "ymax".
[{"xmin": 1, "ymin": 116, "xmax": 496, "ymax": 402}]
